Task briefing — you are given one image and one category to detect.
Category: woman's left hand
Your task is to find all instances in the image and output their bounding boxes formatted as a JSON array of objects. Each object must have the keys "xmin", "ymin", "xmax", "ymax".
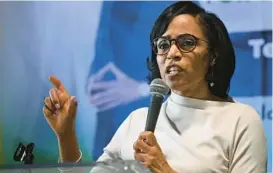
[{"xmin": 133, "ymin": 131, "xmax": 176, "ymax": 173}]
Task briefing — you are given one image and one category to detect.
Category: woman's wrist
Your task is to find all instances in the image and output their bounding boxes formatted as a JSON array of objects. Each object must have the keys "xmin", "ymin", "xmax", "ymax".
[{"xmin": 57, "ymin": 130, "xmax": 77, "ymax": 142}]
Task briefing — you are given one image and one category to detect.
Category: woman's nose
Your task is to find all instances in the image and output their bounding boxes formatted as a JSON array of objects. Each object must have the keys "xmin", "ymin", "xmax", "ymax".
[{"xmin": 167, "ymin": 44, "xmax": 182, "ymax": 60}]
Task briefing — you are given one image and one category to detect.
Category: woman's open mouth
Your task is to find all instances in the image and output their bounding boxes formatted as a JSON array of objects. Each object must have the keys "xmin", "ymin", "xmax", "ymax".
[{"xmin": 166, "ymin": 65, "xmax": 182, "ymax": 76}]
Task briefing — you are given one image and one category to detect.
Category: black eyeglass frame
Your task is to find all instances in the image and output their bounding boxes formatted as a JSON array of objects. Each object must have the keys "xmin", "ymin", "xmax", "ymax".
[{"xmin": 152, "ymin": 34, "xmax": 208, "ymax": 55}]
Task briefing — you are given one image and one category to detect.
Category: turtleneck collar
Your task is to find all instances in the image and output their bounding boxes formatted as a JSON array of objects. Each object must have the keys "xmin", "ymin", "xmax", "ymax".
[{"xmin": 168, "ymin": 91, "xmax": 227, "ymax": 110}]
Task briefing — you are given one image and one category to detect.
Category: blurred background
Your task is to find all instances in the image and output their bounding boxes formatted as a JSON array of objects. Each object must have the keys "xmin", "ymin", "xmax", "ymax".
[{"xmin": 0, "ymin": 1, "xmax": 271, "ymax": 172}]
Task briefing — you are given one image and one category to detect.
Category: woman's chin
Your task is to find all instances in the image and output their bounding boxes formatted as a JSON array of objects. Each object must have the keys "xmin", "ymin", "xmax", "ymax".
[
  {"xmin": 165, "ymin": 73, "xmax": 182, "ymax": 82},
  {"xmin": 164, "ymin": 74, "xmax": 189, "ymax": 91},
  {"xmin": 165, "ymin": 78, "xmax": 181, "ymax": 90}
]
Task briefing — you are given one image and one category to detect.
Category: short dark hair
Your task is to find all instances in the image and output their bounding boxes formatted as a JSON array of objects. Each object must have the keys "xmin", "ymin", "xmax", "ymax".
[{"xmin": 146, "ymin": 1, "xmax": 236, "ymax": 99}]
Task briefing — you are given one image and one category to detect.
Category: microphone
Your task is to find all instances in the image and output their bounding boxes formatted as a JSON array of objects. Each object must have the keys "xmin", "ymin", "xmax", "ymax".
[{"xmin": 145, "ymin": 78, "xmax": 169, "ymax": 132}]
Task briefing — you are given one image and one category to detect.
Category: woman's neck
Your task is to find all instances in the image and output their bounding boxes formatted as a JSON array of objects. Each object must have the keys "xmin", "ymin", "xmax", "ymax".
[{"xmin": 172, "ymin": 81, "xmax": 223, "ymax": 102}]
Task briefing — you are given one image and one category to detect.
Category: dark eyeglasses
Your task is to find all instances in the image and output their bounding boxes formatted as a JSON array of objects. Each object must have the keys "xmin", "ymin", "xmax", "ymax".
[{"xmin": 152, "ymin": 34, "xmax": 208, "ymax": 55}]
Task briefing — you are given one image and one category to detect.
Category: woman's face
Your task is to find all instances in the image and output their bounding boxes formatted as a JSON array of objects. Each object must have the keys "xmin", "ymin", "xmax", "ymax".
[{"xmin": 156, "ymin": 14, "xmax": 210, "ymax": 92}]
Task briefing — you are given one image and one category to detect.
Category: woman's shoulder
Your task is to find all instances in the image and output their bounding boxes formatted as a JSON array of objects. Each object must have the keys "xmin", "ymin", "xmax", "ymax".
[{"xmin": 223, "ymin": 100, "xmax": 263, "ymax": 125}]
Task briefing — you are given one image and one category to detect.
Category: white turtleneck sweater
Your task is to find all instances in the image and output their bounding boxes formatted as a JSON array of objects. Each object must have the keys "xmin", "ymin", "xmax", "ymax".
[{"xmin": 97, "ymin": 92, "xmax": 267, "ymax": 173}]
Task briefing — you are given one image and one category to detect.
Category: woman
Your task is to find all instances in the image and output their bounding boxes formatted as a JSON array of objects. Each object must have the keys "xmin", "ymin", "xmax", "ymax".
[{"xmin": 43, "ymin": 1, "xmax": 267, "ymax": 173}]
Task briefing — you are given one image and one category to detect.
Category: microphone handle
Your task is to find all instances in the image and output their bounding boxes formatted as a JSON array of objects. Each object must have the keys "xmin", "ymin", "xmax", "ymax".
[{"xmin": 145, "ymin": 94, "xmax": 164, "ymax": 132}]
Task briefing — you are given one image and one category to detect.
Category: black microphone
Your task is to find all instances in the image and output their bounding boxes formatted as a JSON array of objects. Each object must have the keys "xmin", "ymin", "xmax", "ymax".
[{"xmin": 145, "ymin": 78, "xmax": 169, "ymax": 132}]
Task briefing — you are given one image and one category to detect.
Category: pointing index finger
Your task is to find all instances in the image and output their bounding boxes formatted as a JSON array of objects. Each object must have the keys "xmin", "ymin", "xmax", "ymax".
[{"xmin": 49, "ymin": 76, "xmax": 66, "ymax": 92}]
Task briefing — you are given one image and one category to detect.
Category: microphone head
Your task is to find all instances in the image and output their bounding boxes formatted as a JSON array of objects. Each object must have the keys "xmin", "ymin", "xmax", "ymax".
[{"xmin": 149, "ymin": 78, "xmax": 169, "ymax": 97}]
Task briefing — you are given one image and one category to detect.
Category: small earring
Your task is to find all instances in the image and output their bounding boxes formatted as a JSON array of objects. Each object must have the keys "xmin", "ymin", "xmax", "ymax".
[{"xmin": 210, "ymin": 82, "xmax": 214, "ymax": 87}]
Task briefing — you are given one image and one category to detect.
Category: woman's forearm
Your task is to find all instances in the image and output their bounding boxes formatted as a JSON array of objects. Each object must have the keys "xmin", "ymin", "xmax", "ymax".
[{"xmin": 57, "ymin": 131, "xmax": 81, "ymax": 163}]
